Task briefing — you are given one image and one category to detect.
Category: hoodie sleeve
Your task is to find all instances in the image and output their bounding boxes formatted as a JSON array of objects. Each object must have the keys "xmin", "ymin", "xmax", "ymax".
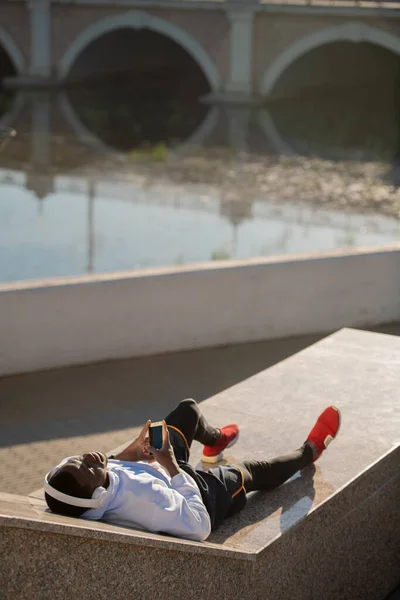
[
  {"xmin": 108, "ymin": 470, "xmax": 211, "ymax": 542},
  {"xmin": 167, "ymin": 472, "xmax": 211, "ymax": 541}
]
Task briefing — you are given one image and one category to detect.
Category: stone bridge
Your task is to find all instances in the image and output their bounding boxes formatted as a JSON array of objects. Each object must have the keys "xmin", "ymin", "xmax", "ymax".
[{"xmin": 0, "ymin": 0, "xmax": 400, "ymax": 102}]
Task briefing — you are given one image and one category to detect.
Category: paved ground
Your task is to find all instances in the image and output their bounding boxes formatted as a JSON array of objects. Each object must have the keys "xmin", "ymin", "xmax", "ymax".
[{"xmin": 1, "ymin": 323, "xmax": 399, "ymax": 496}]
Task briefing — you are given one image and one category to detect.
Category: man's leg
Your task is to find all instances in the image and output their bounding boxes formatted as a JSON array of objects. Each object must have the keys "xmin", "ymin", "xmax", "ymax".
[
  {"xmin": 238, "ymin": 443, "xmax": 314, "ymax": 493},
  {"xmin": 165, "ymin": 399, "xmax": 220, "ymax": 462},
  {"xmin": 165, "ymin": 398, "xmax": 220, "ymax": 446},
  {"xmin": 198, "ymin": 406, "xmax": 341, "ymax": 528},
  {"xmin": 206, "ymin": 445, "xmax": 314, "ymax": 524},
  {"xmin": 238, "ymin": 405, "xmax": 341, "ymax": 492}
]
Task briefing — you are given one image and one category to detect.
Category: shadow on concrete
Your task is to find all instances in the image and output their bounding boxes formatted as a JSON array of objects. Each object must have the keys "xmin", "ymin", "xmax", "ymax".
[
  {"xmin": 0, "ymin": 333, "xmax": 324, "ymax": 448},
  {"xmin": 0, "ymin": 323, "xmax": 399, "ymax": 449},
  {"xmin": 1, "ymin": 322, "xmax": 399, "ymax": 495},
  {"xmin": 208, "ymin": 464, "xmax": 317, "ymax": 545}
]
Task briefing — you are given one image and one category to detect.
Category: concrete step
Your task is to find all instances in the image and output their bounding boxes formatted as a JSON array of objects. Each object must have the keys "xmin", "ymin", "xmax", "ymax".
[{"xmin": 1, "ymin": 328, "xmax": 399, "ymax": 599}]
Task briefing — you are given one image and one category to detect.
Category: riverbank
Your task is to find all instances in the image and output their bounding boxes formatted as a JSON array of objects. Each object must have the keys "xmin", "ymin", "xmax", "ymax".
[{"xmin": 81, "ymin": 150, "xmax": 400, "ymax": 220}]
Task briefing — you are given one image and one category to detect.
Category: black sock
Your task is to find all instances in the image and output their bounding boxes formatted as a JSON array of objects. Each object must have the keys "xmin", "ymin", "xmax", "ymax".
[{"xmin": 195, "ymin": 416, "xmax": 220, "ymax": 446}]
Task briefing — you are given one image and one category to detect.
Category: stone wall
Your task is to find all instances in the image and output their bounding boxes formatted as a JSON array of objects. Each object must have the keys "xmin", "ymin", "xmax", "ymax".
[{"xmin": 1, "ymin": 245, "xmax": 399, "ymax": 375}]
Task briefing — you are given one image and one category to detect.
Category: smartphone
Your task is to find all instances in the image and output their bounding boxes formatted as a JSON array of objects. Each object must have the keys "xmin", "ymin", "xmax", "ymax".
[{"xmin": 148, "ymin": 422, "xmax": 163, "ymax": 450}]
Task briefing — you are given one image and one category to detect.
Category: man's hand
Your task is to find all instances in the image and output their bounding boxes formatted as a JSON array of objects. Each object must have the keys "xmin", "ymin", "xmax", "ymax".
[
  {"xmin": 148, "ymin": 421, "xmax": 181, "ymax": 478},
  {"xmin": 114, "ymin": 420, "xmax": 154, "ymax": 463}
]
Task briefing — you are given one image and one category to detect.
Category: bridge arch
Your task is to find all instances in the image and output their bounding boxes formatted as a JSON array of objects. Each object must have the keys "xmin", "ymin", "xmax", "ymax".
[
  {"xmin": 0, "ymin": 27, "xmax": 25, "ymax": 75},
  {"xmin": 260, "ymin": 22, "xmax": 400, "ymax": 96},
  {"xmin": 58, "ymin": 91, "xmax": 219, "ymax": 156},
  {"xmin": 58, "ymin": 10, "xmax": 221, "ymax": 92}
]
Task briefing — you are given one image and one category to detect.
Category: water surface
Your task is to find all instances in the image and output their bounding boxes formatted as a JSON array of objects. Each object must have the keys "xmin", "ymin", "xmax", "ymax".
[
  {"xmin": 1, "ymin": 53, "xmax": 399, "ymax": 283},
  {"xmin": 1, "ymin": 168, "xmax": 399, "ymax": 283}
]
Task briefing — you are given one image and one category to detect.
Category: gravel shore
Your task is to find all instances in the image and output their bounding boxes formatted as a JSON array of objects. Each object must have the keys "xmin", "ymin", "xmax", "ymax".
[{"xmin": 84, "ymin": 150, "xmax": 400, "ymax": 220}]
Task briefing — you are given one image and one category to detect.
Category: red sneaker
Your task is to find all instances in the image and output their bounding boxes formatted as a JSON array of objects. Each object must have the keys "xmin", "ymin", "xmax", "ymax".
[
  {"xmin": 202, "ymin": 424, "xmax": 239, "ymax": 463},
  {"xmin": 306, "ymin": 406, "xmax": 341, "ymax": 461}
]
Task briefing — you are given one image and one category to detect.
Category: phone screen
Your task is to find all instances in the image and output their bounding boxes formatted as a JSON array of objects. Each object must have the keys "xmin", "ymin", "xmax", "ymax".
[{"xmin": 149, "ymin": 423, "xmax": 163, "ymax": 449}]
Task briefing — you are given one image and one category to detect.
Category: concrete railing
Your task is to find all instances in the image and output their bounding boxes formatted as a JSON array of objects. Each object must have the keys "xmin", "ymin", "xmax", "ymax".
[{"xmin": 1, "ymin": 244, "xmax": 400, "ymax": 376}]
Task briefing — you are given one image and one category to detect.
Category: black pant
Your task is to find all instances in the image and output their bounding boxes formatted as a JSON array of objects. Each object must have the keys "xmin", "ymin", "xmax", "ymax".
[
  {"xmin": 165, "ymin": 397, "xmax": 220, "ymax": 454},
  {"xmin": 165, "ymin": 399, "xmax": 313, "ymax": 527}
]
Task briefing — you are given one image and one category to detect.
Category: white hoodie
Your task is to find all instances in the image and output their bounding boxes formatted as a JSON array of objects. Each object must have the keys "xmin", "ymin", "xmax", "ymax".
[{"xmin": 83, "ymin": 459, "xmax": 212, "ymax": 542}]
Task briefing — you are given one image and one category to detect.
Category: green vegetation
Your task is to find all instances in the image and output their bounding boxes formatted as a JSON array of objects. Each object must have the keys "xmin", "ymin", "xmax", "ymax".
[
  {"xmin": 128, "ymin": 142, "xmax": 168, "ymax": 163},
  {"xmin": 211, "ymin": 249, "xmax": 231, "ymax": 261}
]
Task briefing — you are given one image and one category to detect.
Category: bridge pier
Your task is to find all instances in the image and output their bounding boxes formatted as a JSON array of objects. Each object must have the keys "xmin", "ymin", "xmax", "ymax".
[
  {"xmin": 5, "ymin": 0, "xmax": 56, "ymax": 88},
  {"xmin": 25, "ymin": 91, "xmax": 55, "ymax": 208},
  {"xmin": 29, "ymin": 0, "xmax": 51, "ymax": 79},
  {"xmin": 204, "ymin": 5, "xmax": 261, "ymax": 106},
  {"xmin": 224, "ymin": 105, "xmax": 252, "ymax": 152},
  {"xmin": 227, "ymin": 9, "xmax": 254, "ymax": 96},
  {"xmin": 30, "ymin": 92, "xmax": 51, "ymax": 167}
]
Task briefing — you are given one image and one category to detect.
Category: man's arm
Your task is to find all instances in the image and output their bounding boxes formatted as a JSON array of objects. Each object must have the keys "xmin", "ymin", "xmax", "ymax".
[
  {"xmin": 102, "ymin": 470, "xmax": 211, "ymax": 541},
  {"xmin": 146, "ymin": 473, "xmax": 211, "ymax": 541},
  {"xmin": 111, "ymin": 420, "xmax": 153, "ymax": 462},
  {"xmin": 93, "ymin": 469, "xmax": 211, "ymax": 541},
  {"xmin": 146, "ymin": 421, "xmax": 211, "ymax": 541},
  {"xmin": 106, "ymin": 421, "xmax": 211, "ymax": 541}
]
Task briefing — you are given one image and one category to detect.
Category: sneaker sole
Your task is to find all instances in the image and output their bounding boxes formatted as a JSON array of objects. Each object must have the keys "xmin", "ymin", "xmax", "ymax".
[
  {"xmin": 326, "ymin": 406, "xmax": 341, "ymax": 444},
  {"xmin": 202, "ymin": 431, "xmax": 240, "ymax": 463}
]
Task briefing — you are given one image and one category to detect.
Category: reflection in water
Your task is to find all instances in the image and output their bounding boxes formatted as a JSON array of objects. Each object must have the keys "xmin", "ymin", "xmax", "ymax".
[
  {"xmin": 0, "ymin": 127, "xmax": 16, "ymax": 155},
  {"xmin": 0, "ymin": 90, "xmax": 14, "ymax": 123},
  {"xmin": 0, "ymin": 46, "xmax": 16, "ymax": 129},
  {"xmin": 1, "ymin": 169, "xmax": 400, "ymax": 283},
  {"xmin": 65, "ymin": 28, "xmax": 210, "ymax": 151},
  {"xmin": 1, "ymin": 81, "xmax": 398, "ymax": 165},
  {"xmin": 63, "ymin": 83, "xmax": 400, "ymax": 161},
  {"xmin": 66, "ymin": 83, "xmax": 209, "ymax": 152},
  {"xmin": 265, "ymin": 41, "xmax": 400, "ymax": 161},
  {"xmin": 1, "ymin": 37, "xmax": 400, "ymax": 282},
  {"xmin": 266, "ymin": 84, "xmax": 398, "ymax": 161},
  {"xmin": 0, "ymin": 35, "xmax": 399, "ymax": 161}
]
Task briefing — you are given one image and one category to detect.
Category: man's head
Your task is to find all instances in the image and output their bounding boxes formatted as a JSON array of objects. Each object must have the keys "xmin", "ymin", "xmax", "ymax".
[{"xmin": 44, "ymin": 452, "xmax": 109, "ymax": 518}]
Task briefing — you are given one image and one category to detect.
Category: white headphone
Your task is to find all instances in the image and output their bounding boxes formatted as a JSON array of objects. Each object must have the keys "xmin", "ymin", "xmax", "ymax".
[{"xmin": 44, "ymin": 471, "xmax": 109, "ymax": 509}]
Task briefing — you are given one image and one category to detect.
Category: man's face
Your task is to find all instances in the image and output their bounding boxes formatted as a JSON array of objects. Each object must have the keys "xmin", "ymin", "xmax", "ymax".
[{"xmin": 51, "ymin": 452, "xmax": 108, "ymax": 496}]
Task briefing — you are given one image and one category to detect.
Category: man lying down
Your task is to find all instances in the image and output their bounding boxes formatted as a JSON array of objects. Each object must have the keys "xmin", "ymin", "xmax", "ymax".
[{"xmin": 44, "ymin": 399, "xmax": 341, "ymax": 542}]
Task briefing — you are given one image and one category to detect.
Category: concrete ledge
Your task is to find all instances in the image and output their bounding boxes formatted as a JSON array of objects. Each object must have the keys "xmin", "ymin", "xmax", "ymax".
[
  {"xmin": 0, "ymin": 445, "xmax": 398, "ymax": 584},
  {"xmin": 0, "ymin": 329, "xmax": 399, "ymax": 598},
  {"xmin": 1, "ymin": 245, "xmax": 400, "ymax": 376},
  {"xmin": 4, "ymin": 442, "xmax": 399, "ymax": 559}
]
